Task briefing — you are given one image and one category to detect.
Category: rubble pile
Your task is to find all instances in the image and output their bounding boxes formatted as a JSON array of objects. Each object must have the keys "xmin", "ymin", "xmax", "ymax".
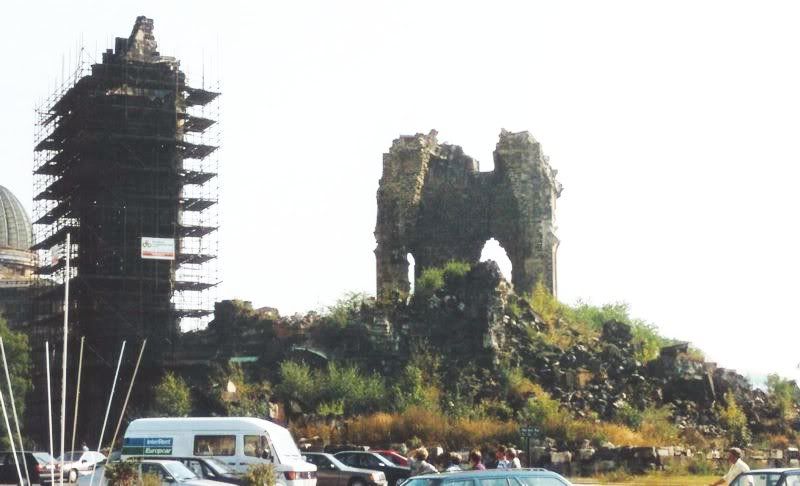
[{"xmin": 370, "ymin": 260, "xmax": 793, "ymax": 440}]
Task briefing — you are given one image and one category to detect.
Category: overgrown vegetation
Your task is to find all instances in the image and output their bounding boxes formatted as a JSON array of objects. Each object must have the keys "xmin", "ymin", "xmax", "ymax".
[
  {"xmin": 718, "ymin": 391, "xmax": 751, "ymax": 445},
  {"xmin": 243, "ymin": 463, "xmax": 276, "ymax": 486},
  {"xmin": 104, "ymin": 460, "xmax": 138, "ymax": 486},
  {"xmin": 167, "ymin": 260, "xmax": 798, "ymax": 455},
  {"xmin": 0, "ymin": 315, "xmax": 30, "ymax": 449},
  {"xmin": 152, "ymin": 372, "xmax": 192, "ymax": 416}
]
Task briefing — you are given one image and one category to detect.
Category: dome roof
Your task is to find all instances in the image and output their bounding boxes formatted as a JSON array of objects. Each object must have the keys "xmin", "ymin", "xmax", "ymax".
[{"xmin": 0, "ymin": 185, "xmax": 32, "ymax": 251}]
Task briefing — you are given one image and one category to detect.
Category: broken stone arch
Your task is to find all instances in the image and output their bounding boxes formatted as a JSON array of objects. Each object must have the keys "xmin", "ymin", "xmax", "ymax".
[{"xmin": 375, "ymin": 129, "xmax": 562, "ymax": 298}]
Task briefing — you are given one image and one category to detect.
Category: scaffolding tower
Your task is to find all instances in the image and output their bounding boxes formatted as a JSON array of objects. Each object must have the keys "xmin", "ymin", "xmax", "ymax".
[{"xmin": 29, "ymin": 16, "xmax": 219, "ymax": 444}]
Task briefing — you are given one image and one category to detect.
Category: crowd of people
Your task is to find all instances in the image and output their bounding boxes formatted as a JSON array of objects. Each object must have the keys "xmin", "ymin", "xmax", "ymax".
[{"xmin": 408, "ymin": 445, "xmax": 524, "ymax": 475}]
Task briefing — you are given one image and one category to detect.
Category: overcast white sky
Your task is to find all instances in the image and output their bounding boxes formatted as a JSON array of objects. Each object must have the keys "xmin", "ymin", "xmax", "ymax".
[{"xmin": 1, "ymin": 1, "xmax": 798, "ymax": 381}]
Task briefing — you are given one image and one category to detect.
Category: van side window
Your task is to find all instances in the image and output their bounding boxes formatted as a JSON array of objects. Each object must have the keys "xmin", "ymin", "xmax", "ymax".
[
  {"xmin": 194, "ymin": 435, "xmax": 236, "ymax": 456},
  {"xmin": 244, "ymin": 435, "xmax": 270, "ymax": 458}
]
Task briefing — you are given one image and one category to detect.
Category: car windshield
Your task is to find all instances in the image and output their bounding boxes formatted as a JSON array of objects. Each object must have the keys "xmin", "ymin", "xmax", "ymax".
[
  {"xmin": 204, "ymin": 457, "xmax": 233, "ymax": 475},
  {"xmin": 162, "ymin": 461, "xmax": 198, "ymax": 481},
  {"xmin": 59, "ymin": 452, "xmax": 82, "ymax": 462}
]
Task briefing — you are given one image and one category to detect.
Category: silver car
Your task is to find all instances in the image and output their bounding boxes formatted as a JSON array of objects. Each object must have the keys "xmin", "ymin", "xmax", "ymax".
[
  {"xmin": 77, "ymin": 459, "xmax": 233, "ymax": 486},
  {"xmin": 58, "ymin": 451, "xmax": 107, "ymax": 483}
]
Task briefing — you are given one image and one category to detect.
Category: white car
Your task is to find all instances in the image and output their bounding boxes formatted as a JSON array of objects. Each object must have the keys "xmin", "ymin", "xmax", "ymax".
[
  {"xmin": 58, "ymin": 451, "xmax": 106, "ymax": 482},
  {"xmin": 77, "ymin": 459, "xmax": 233, "ymax": 486}
]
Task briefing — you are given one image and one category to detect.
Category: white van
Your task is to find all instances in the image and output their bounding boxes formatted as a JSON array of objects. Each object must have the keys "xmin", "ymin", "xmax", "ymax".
[{"xmin": 121, "ymin": 417, "xmax": 316, "ymax": 486}]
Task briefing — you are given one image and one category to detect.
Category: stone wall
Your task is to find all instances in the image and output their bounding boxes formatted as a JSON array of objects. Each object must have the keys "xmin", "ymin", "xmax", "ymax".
[{"xmin": 375, "ymin": 129, "xmax": 562, "ymax": 298}]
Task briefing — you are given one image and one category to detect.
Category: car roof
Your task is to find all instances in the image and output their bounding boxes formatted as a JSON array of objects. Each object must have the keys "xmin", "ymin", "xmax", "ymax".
[
  {"xmin": 411, "ymin": 468, "xmax": 565, "ymax": 480},
  {"xmin": 128, "ymin": 417, "xmax": 287, "ymax": 435},
  {"xmin": 743, "ymin": 468, "xmax": 800, "ymax": 473}
]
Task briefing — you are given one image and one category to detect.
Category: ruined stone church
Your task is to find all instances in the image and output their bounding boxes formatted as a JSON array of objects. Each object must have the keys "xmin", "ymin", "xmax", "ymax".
[{"xmin": 375, "ymin": 129, "xmax": 562, "ymax": 298}]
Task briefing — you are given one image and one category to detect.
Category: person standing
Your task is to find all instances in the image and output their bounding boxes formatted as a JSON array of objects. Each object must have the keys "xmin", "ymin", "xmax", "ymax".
[
  {"xmin": 709, "ymin": 447, "xmax": 752, "ymax": 486},
  {"xmin": 493, "ymin": 446, "xmax": 509, "ymax": 469},
  {"xmin": 444, "ymin": 452, "xmax": 463, "ymax": 472},
  {"xmin": 411, "ymin": 448, "xmax": 438, "ymax": 476},
  {"xmin": 468, "ymin": 450, "xmax": 486, "ymax": 470},
  {"xmin": 506, "ymin": 449, "xmax": 521, "ymax": 469}
]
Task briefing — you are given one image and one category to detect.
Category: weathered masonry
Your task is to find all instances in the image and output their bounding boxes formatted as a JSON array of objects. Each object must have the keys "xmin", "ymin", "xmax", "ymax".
[
  {"xmin": 30, "ymin": 17, "xmax": 219, "ymax": 444},
  {"xmin": 375, "ymin": 130, "xmax": 562, "ymax": 298}
]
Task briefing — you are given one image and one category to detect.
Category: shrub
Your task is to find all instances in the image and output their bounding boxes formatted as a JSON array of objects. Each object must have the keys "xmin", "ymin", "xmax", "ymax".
[
  {"xmin": 141, "ymin": 473, "xmax": 161, "ymax": 486},
  {"xmin": 327, "ymin": 293, "xmax": 370, "ymax": 328},
  {"xmin": 415, "ymin": 267, "xmax": 445, "ymax": 300},
  {"xmin": 614, "ymin": 403, "xmax": 643, "ymax": 429},
  {"xmin": 442, "ymin": 261, "xmax": 471, "ymax": 284},
  {"xmin": 392, "ymin": 364, "xmax": 440, "ymax": 412},
  {"xmin": 153, "ymin": 372, "xmax": 192, "ymax": 416},
  {"xmin": 275, "ymin": 361, "xmax": 316, "ymax": 409},
  {"xmin": 104, "ymin": 460, "xmax": 138, "ymax": 486},
  {"xmin": 719, "ymin": 391, "xmax": 751, "ymax": 445},
  {"xmin": 638, "ymin": 406, "xmax": 679, "ymax": 445},
  {"xmin": 277, "ymin": 360, "xmax": 388, "ymax": 416},
  {"xmin": 767, "ymin": 374, "xmax": 800, "ymax": 423},
  {"xmin": 243, "ymin": 463, "xmax": 276, "ymax": 486}
]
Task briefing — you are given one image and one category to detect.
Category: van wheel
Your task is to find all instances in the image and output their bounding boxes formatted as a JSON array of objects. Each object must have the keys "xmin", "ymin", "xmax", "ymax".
[
  {"xmin": 350, "ymin": 480, "xmax": 365, "ymax": 486},
  {"xmin": 68, "ymin": 469, "xmax": 78, "ymax": 483}
]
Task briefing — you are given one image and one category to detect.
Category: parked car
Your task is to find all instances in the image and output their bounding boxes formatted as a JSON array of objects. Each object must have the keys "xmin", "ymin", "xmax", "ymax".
[
  {"xmin": 303, "ymin": 452, "xmax": 387, "ymax": 486},
  {"xmin": 401, "ymin": 468, "xmax": 573, "ymax": 486},
  {"xmin": 0, "ymin": 451, "xmax": 59, "ymax": 485},
  {"xmin": 57, "ymin": 451, "xmax": 107, "ymax": 482},
  {"xmin": 77, "ymin": 459, "xmax": 232, "ymax": 486},
  {"xmin": 731, "ymin": 467, "xmax": 800, "ymax": 486},
  {"xmin": 371, "ymin": 452, "xmax": 408, "ymax": 467},
  {"xmin": 333, "ymin": 452, "xmax": 409, "ymax": 486},
  {"xmin": 125, "ymin": 456, "xmax": 244, "ymax": 485}
]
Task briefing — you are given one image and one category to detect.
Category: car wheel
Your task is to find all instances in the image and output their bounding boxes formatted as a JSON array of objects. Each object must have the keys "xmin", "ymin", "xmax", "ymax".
[
  {"xmin": 69, "ymin": 469, "xmax": 79, "ymax": 483},
  {"xmin": 350, "ymin": 480, "xmax": 366, "ymax": 486}
]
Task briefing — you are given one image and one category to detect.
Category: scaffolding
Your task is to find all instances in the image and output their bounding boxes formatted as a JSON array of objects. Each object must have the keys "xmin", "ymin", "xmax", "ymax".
[
  {"xmin": 32, "ymin": 22, "xmax": 220, "ymax": 348},
  {"xmin": 28, "ymin": 17, "xmax": 221, "ymax": 445}
]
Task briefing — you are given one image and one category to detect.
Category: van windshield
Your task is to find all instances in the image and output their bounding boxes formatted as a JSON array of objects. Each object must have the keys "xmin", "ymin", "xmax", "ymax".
[{"xmin": 269, "ymin": 427, "xmax": 303, "ymax": 463}]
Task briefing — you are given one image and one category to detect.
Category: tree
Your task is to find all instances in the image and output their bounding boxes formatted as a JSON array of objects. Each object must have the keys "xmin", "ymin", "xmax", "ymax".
[
  {"xmin": 719, "ymin": 391, "xmax": 751, "ymax": 446},
  {"xmin": 0, "ymin": 315, "xmax": 31, "ymax": 448},
  {"xmin": 0, "ymin": 316, "xmax": 30, "ymax": 411},
  {"xmin": 766, "ymin": 374, "xmax": 799, "ymax": 422},
  {"xmin": 152, "ymin": 372, "xmax": 192, "ymax": 416}
]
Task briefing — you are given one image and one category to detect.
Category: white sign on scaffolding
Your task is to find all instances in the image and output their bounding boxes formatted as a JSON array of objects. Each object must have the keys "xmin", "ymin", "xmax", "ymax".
[{"xmin": 141, "ymin": 237, "xmax": 175, "ymax": 260}]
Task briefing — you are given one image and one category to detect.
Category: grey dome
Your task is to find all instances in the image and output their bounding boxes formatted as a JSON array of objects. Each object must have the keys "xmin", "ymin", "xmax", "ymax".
[{"xmin": 0, "ymin": 185, "xmax": 32, "ymax": 251}]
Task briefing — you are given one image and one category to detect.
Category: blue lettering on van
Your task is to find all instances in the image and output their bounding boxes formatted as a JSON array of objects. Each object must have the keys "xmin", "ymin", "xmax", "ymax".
[{"xmin": 122, "ymin": 438, "xmax": 172, "ymax": 455}]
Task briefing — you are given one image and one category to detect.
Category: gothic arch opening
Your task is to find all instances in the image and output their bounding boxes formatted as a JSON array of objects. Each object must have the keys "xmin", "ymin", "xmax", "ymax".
[
  {"xmin": 407, "ymin": 252, "xmax": 416, "ymax": 294},
  {"xmin": 480, "ymin": 238, "xmax": 512, "ymax": 283}
]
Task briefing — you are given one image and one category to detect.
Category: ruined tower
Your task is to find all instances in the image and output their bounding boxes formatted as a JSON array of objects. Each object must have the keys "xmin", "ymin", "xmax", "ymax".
[
  {"xmin": 30, "ymin": 17, "xmax": 219, "ymax": 444},
  {"xmin": 375, "ymin": 130, "xmax": 561, "ymax": 298}
]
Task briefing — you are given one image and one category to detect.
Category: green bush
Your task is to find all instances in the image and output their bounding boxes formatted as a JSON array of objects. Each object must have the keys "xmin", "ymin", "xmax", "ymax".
[
  {"xmin": 326, "ymin": 292, "xmax": 370, "ymax": 328},
  {"xmin": 0, "ymin": 316, "xmax": 30, "ymax": 420},
  {"xmin": 105, "ymin": 460, "xmax": 138, "ymax": 486},
  {"xmin": 415, "ymin": 267, "xmax": 445, "ymax": 299},
  {"xmin": 614, "ymin": 402, "xmax": 643, "ymax": 429},
  {"xmin": 243, "ymin": 463, "xmax": 276, "ymax": 486},
  {"xmin": 442, "ymin": 260, "xmax": 471, "ymax": 284},
  {"xmin": 276, "ymin": 361, "xmax": 388, "ymax": 416},
  {"xmin": 719, "ymin": 391, "xmax": 751, "ymax": 445},
  {"xmin": 153, "ymin": 372, "xmax": 192, "ymax": 416},
  {"xmin": 767, "ymin": 374, "xmax": 799, "ymax": 423}
]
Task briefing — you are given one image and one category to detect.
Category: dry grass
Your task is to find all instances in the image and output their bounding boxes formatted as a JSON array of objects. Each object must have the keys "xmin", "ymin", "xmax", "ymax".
[{"xmin": 572, "ymin": 474, "xmax": 718, "ymax": 485}]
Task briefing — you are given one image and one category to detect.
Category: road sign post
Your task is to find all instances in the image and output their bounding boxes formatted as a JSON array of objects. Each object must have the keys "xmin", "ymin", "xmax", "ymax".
[{"xmin": 518, "ymin": 426, "xmax": 540, "ymax": 467}]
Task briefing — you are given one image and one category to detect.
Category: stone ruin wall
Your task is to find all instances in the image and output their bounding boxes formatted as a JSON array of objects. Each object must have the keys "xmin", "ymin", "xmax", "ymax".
[{"xmin": 375, "ymin": 129, "xmax": 562, "ymax": 298}]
